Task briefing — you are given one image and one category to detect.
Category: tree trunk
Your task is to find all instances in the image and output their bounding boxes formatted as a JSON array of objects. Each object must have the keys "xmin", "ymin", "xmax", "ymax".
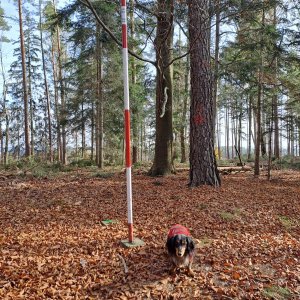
[
  {"xmin": 180, "ymin": 44, "xmax": 189, "ymax": 163},
  {"xmin": 188, "ymin": 0, "xmax": 221, "ymax": 186},
  {"xmin": 81, "ymin": 101, "xmax": 85, "ymax": 158},
  {"xmin": 149, "ymin": 0, "xmax": 174, "ymax": 176},
  {"xmin": 39, "ymin": 0, "xmax": 53, "ymax": 162},
  {"xmin": 18, "ymin": 0, "xmax": 30, "ymax": 157},
  {"xmin": 247, "ymin": 95, "xmax": 252, "ymax": 160},
  {"xmin": 53, "ymin": 0, "xmax": 66, "ymax": 164},
  {"xmin": 225, "ymin": 103, "xmax": 230, "ymax": 159},
  {"xmin": 95, "ymin": 23, "xmax": 103, "ymax": 168},
  {"xmin": 212, "ymin": 0, "xmax": 220, "ymax": 138},
  {"xmin": 254, "ymin": 7, "xmax": 265, "ymax": 176},
  {"xmin": 272, "ymin": 6, "xmax": 280, "ymax": 160},
  {"xmin": 0, "ymin": 48, "xmax": 8, "ymax": 164},
  {"xmin": 91, "ymin": 101, "xmax": 94, "ymax": 160},
  {"xmin": 27, "ymin": 40, "xmax": 34, "ymax": 156},
  {"xmin": 51, "ymin": 39, "xmax": 61, "ymax": 161}
]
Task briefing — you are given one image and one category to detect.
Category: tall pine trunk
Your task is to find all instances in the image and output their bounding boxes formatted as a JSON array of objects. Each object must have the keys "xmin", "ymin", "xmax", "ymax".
[
  {"xmin": 180, "ymin": 55, "xmax": 189, "ymax": 163},
  {"xmin": 53, "ymin": 0, "xmax": 66, "ymax": 164},
  {"xmin": 0, "ymin": 49, "xmax": 8, "ymax": 164},
  {"xmin": 51, "ymin": 40, "xmax": 61, "ymax": 161},
  {"xmin": 39, "ymin": 0, "xmax": 53, "ymax": 162},
  {"xmin": 18, "ymin": 0, "xmax": 30, "ymax": 157},
  {"xmin": 95, "ymin": 24, "xmax": 103, "ymax": 168},
  {"xmin": 254, "ymin": 7, "xmax": 265, "ymax": 176},
  {"xmin": 247, "ymin": 95, "xmax": 252, "ymax": 160},
  {"xmin": 188, "ymin": 0, "xmax": 220, "ymax": 186},
  {"xmin": 27, "ymin": 41, "xmax": 34, "ymax": 156},
  {"xmin": 272, "ymin": 5, "xmax": 280, "ymax": 159},
  {"xmin": 212, "ymin": 0, "xmax": 220, "ymax": 138}
]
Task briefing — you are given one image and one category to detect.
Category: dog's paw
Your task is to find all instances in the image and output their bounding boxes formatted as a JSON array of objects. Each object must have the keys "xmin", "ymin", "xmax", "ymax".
[{"xmin": 187, "ymin": 268, "xmax": 195, "ymax": 277}]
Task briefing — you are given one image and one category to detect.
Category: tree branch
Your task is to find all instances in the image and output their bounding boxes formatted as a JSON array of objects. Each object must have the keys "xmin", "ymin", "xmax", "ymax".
[{"xmin": 79, "ymin": 0, "xmax": 156, "ymax": 66}]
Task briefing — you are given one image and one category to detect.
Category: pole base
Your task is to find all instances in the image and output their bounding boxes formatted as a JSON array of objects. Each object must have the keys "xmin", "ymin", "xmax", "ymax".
[{"xmin": 121, "ymin": 237, "xmax": 145, "ymax": 248}]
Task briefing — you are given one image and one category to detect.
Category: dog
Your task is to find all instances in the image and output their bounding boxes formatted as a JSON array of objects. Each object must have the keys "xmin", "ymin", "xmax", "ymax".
[{"xmin": 166, "ymin": 224, "xmax": 195, "ymax": 276}]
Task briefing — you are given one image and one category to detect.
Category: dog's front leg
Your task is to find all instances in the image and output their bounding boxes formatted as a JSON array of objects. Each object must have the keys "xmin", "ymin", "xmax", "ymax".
[
  {"xmin": 170, "ymin": 265, "xmax": 177, "ymax": 275},
  {"xmin": 187, "ymin": 262, "xmax": 194, "ymax": 277}
]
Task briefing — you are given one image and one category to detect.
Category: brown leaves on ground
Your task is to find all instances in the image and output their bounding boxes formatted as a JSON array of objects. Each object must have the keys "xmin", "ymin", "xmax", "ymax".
[{"xmin": 0, "ymin": 170, "xmax": 300, "ymax": 299}]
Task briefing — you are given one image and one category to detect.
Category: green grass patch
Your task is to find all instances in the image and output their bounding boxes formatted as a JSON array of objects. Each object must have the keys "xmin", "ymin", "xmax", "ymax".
[
  {"xmin": 220, "ymin": 211, "xmax": 236, "ymax": 221},
  {"xmin": 196, "ymin": 237, "xmax": 212, "ymax": 248},
  {"xmin": 278, "ymin": 215, "xmax": 297, "ymax": 229},
  {"xmin": 262, "ymin": 285, "xmax": 292, "ymax": 299},
  {"xmin": 93, "ymin": 172, "xmax": 115, "ymax": 179},
  {"xmin": 219, "ymin": 208, "xmax": 243, "ymax": 221}
]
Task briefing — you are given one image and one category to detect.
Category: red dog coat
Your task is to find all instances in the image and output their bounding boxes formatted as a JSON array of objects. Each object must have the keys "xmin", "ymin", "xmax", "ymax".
[{"xmin": 167, "ymin": 224, "xmax": 191, "ymax": 239}]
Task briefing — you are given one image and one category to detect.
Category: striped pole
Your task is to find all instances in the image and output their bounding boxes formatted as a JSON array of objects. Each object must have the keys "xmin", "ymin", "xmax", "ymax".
[{"xmin": 121, "ymin": 0, "xmax": 133, "ymax": 243}]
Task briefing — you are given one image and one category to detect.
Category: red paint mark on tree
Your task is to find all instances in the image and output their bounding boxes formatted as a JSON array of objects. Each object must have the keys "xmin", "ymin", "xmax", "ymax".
[{"xmin": 193, "ymin": 104, "xmax": 205, "ymax": 125}]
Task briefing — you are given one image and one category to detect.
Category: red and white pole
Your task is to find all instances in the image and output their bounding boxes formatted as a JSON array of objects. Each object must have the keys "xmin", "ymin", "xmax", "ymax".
[{"xmin": 121, "ymin": 0, "xmax": 133, "ymax": 243}]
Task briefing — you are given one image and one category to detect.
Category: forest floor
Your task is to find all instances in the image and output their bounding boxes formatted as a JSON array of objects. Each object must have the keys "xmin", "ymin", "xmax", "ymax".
[{"xmin": 0, "ymin": 168, "xmax": 300, "ymax": 299}]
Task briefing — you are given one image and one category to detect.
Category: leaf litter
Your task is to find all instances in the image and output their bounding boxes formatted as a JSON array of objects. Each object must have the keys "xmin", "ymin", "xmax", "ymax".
[{"xmin": 0, "ymin": 170, "xmax": 300, "ymax": 299}]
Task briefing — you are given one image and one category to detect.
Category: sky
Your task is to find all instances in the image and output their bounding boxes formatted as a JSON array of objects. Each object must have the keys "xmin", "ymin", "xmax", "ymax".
[
  {"xmin": 1, "ymin": 0, "xmax": 18, "ymax": 72},
  {"xmin": 0, "ymin": 0, "xmax": 67, "ymax": 73}
]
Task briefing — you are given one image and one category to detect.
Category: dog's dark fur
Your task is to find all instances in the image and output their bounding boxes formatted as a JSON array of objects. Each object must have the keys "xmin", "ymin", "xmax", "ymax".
[{"xmin": 166, "ymin": 228, "xmax": 195, "ymax": 276}]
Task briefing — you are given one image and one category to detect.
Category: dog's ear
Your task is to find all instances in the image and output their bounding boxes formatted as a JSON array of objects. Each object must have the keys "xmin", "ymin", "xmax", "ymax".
[
  {"xmin": 186, "ymin": 236, "xmax": 195, "ymax": 253},
  {"xmin": 166, "ymin": 237, "xmax": 176, "ymax": 255}
]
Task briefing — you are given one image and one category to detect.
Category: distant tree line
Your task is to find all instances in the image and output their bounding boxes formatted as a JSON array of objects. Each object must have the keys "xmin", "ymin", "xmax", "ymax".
[{"xmin": 0, "ymin": 0, "xmax": 300, "ymax": 184}]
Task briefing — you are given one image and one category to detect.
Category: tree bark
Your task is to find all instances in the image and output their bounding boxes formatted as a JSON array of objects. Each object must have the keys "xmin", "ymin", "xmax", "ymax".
[
  {"xmin": 95, "ymin": 23, "xmax": 103, "ymax": 168},
  {"xmin": 27, "ymin": 38, "xmax": 34, "ymax": 156},
  {"xmin": 81, "ymin": 101, "xmax": 85, "ymax": 157},
  {"xmin": 272, "ymin": 5, "xmax": 280, "ymax": 160},
  {"xmin": 39, "ymin": 0, "xmax": 53, "ymax": 162},
  {"xmin": 188, "ymin": 0, "xmax": 221, "ymax": 186},
  {"xmin": 254, "ymin": 6, "xmax": 265, "ymax": 176},
  {"xmin": 51, "ymin": 39, "xmax": 61, "ymax": 161},
  {"xmin": 180, "ymin": 41, "xmax": 189, "ymax": 163},
  {"xmin": 53, "ymin": 0, "xmax": 66, "ymax": 164},
  {"xmin": 212, "ymin": 0, "xmax": 220, "ymax": 138},
  {"xmin": 0, "ymin": 48, "xmax": 8, "ymax": 164},
  {"xmin": 149, "ymin": 0, "xmax": 175, "ymax": 176},
  {"xmin": 247, "ymin": 95, "xmax": 252, "ymax": 160},
  {"xmin": 18, "ymin": 0, "xmax": 30, "ymax": 157}
]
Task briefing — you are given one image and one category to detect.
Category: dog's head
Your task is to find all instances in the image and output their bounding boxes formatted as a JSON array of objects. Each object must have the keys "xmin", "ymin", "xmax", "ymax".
[{"xmin": 167, "ymin": 234, "xmax": 195, "ymax": 257}]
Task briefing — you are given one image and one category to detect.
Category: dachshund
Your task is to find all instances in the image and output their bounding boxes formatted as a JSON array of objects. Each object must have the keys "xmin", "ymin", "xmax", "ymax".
[{"xmin": 166, "ymin": 224, "xmax": 195, "ymax": 276}]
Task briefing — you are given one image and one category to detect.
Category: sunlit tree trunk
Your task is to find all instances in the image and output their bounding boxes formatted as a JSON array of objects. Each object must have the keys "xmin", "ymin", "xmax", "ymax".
[
  {"xmin": 27, "ymin": 40, "xmax": 34, "ymax": 156},
  {"xmin": 180, "ymin": 55, "xmax": 189, "ymax": 163},
  {"xmin": 272, "ymin": 5, "xmax": 280, "ymax": 160},
  {"xmin": 247, "ymin": 95, "xmax": 252, "ymax": 160},
  {"xmin": 254, "ymin": 7, "xmax": 265, "ymax": 176},
  {"xmin": 81, "ymin": 101, "xmax": 85, "ymax": 157},
  {"xmin": 91, "ymin": 101, "xmax": 94, "ymax": 160},
  {"xmin": 52, "ymin": 0, "xmax": 66, "ymax": 164},
  {"xmin": 18, "ymin": 0, "xmax": 30, "ymax": 157},
  {"xmin": 212, "ymin": 0, "xmax": 220, "ymax": 137},
  {"xmin": 51, "ymin": 40, "xmax": 61, "ymax": 161},
  {"xmin": 0, "ymin": 49, "xmax": 8, "ymax": 164},
  {"xmin": 188, "ymin": 0, "xmax": 220, "ymax": 186},
  {"xmin": 39, "ymin": 0, "xmax": 53, "ymax": 162},
  {"xmin": 225, "ymin": 103, "xmax": 230, "ymax": 159},
  {"xmin": 95, "ymin": 23, "xmax": 103, "ymax": 168}
]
